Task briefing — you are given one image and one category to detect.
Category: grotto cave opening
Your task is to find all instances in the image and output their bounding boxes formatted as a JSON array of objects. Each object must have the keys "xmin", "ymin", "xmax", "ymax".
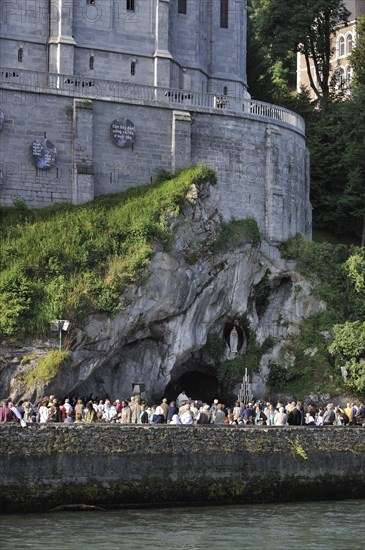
[{"xmin": 164, "ymin": 370, "xmax": 231, "ymax": 405}]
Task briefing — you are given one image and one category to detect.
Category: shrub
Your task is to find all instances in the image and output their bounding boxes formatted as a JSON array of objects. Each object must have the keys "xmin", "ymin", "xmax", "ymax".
[
  {"xmin": 211, "ymin": 217, "xmax": 261, "ymax": 253},
  {"xmin": 24, "ymin": 350, "xmax": 70, "ymax": 386}
]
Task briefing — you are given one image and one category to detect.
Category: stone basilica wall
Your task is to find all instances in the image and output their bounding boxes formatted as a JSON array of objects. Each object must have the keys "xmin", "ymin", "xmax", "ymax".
[
  {"xmin": 0, "ymin": 87, "xmax": 311, "ymax": 243},
  {"xmin": 0, "ymin": 424, "xmax": 364, "ymax": 513},
  {"xmin": 0, "ymin": 0, "xmax": 310, "ymax": 243},
  {"xmin": 0, "ymin": 0, "xmax": 247, "ymax": 94}
]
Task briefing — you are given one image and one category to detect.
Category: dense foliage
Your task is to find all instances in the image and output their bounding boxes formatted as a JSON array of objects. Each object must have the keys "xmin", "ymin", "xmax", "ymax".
[
  {"xmin": 249, "ymin": 0, "xmax": 349, "ymax": 101},
  {"xmin": 273, "ymin": 236, "xmax": 365, "ymax": 395},
  {"xmin": 247, "ymin": 5, "xmax": 365, "ymax": 244},
  {"xmin": 0, "ymin": 166, "xmax": 216, "ymax": 338}
]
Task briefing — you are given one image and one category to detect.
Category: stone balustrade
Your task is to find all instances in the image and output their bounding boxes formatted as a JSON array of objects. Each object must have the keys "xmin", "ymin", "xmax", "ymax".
[{"xmin": 0, "ymin": 67, "xmax": 305, "ymax": 134}]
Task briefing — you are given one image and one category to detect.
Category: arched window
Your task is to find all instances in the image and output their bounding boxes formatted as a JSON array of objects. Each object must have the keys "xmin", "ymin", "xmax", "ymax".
[
  {"xmin": 338, "ymin": 36, "xmax": 345, "ymax": 57},
  {"xmin": 131, "ymin": 61, "xmax": 136, "ymax": 76},
  {"xmin": 223, "ymin": 86, "xmax": 228, "ymax": 96},
  {"xmin": 18, "ymin": 47, "xmax": 23, "ymax": 62},
  {"xmin": 346, "ymin": 34, "xmax": 353, "ymax": 54},
  {"xmin": 89, "ymin": 55, "xmax": 94, "ymax": 70}
]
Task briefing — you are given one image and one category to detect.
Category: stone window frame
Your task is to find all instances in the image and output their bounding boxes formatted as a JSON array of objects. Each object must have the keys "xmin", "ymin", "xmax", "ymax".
[
  {"xmin": 346, "ymin": 32, "xmax": 353, "ymax": 54},
  {"xmin": 337, "ymin": 34, "xmax": 345, "ymax": 58},
  {"xmin": 220, "ymin": 0, "xmax": 229, "ymax": 29},
  {"xmin": 89, "ymin": 55, "xmax": 95, "ymax": 70}
]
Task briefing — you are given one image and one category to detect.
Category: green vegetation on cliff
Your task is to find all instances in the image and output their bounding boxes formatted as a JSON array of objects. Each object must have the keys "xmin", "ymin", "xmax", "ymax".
[
  {"xmin": 24, "ymin": 350, "xmax": 70, "ymax": 387},
  {"xmin": 268, "ymin": 236, "xmax": 365, "ymax": 395},
  {"xmin": 0, "ymin": 166, "xmax": 216, "ymax": 338}
]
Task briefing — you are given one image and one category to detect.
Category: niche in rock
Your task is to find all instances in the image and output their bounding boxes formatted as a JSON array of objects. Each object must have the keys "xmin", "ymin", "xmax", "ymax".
[{"xmin": 223, "ymin": 322, "xmax": 245, "ymax": 354}]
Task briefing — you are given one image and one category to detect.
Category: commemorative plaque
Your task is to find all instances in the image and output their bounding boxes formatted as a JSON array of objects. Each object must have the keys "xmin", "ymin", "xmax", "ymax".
[
  {"xmin": 110, "ymin": 118, "xmax": 135, "ymax": 148},
  {"xmin": 30, "ymin": 138, "xmax": 57, "ymax": 169},
  {"xmin": 0, "ymin": 110, "xmax": 4, "ymax": 130}
]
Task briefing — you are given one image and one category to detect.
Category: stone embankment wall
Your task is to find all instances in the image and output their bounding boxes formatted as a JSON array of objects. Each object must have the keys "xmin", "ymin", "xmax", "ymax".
[{"xmin": 1, "ymin": 425, "xmax": 364, "ymax": 513}]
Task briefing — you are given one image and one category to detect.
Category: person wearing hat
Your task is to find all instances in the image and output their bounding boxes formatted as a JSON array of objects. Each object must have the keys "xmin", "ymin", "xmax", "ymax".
[{"xmin": 210, "ymin": 399, "xmax": 219, "ymax": 416}]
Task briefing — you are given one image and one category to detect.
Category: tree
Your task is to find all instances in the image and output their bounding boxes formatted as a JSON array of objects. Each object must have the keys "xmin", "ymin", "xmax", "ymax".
[
  {"xmin": 251, "ymin": 0, "xmax": 350, "ymax": 102},
  {"xmin": 328, "ymin": 248, "xmax": 365, "ymax": 393},
  {"xmin": 346, "ymin": 251, "xmax": 365, "ymax": 293},
  {"xmin": 338, "ymin": 90, "xmax": 365, "ymax": 246},
  {"xmin": 339, "ymin": 15, "xmax": 365, "ymax": 246},
  {"xmin": 246, "ymin": 4, "xmax": 276, "ymax": 102},
  {"xmin": 329, "ymin": 321, "xmax": 365, "ymax": 392}
]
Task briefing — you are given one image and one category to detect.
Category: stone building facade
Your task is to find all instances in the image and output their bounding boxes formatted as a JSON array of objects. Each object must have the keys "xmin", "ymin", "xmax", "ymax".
[{"xmin": 0, "ymin": 0, "xmax": 311, "ymax": 243}]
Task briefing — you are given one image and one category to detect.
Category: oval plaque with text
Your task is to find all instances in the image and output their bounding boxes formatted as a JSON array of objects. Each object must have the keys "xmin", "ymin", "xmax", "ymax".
[
  {"xmin": 111, "ymin": 118, "xmax": 135, "ymax": 148},
  {"xmin": 30, "ymin": 138, "xmax": 57, "ymax": 169}
]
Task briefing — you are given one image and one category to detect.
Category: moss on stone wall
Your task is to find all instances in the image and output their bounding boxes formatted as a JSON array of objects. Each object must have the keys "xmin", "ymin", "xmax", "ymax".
[{"xmin": 1, "ymin": 425, "xmax": 364, "ymax": 513}]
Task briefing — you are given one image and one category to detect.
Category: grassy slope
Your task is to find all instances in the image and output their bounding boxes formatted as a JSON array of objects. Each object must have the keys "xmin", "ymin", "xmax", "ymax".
[{"xmin": 0, "ymin": 166, "xmax": 216, "ymax": 338}]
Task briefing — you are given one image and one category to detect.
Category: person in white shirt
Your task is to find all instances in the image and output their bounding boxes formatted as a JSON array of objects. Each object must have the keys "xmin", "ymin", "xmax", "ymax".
[
  {"xmin": 63, "ymin": 399, "xmax": 73, "ymax": 415},
  {"xmin": 37, "ymin": 399, "xmax": 49, "ymax": 423},
  {"xmin": 180, "ymin": 405, "xmax": 194, "ymax": 425},
  {"xmin": 102, "ymin": 400, "xmax": 117, "ymax": 422}
]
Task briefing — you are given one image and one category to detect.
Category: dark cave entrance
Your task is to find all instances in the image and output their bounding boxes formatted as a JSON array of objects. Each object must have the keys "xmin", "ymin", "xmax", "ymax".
[{"xmin": 164, "ymin": 370, "xmax": 230, "ymax": 405}]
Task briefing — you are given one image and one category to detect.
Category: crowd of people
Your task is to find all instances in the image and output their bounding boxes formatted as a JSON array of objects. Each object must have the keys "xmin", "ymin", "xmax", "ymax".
[{"xmin": 0, "ymin": 391, "xmax": 364, "ymax": 427}]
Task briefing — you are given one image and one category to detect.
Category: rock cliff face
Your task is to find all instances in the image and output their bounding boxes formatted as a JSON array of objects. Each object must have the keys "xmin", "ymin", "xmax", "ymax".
[{"xmin": 0, "ymin": 179, "xmax": 323, "ymax": 404}]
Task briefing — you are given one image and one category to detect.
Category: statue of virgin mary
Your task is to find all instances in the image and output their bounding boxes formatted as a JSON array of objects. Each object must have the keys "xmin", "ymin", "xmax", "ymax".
[{"xmin": 229, "ymin": 326, "xmax": 238, "ymax": 354}]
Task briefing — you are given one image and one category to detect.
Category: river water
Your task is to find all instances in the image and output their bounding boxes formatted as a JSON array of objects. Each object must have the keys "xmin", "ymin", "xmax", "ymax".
[{"xmin": 1, "ymin": 500, "xmax": 364, "ymax": 549}]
